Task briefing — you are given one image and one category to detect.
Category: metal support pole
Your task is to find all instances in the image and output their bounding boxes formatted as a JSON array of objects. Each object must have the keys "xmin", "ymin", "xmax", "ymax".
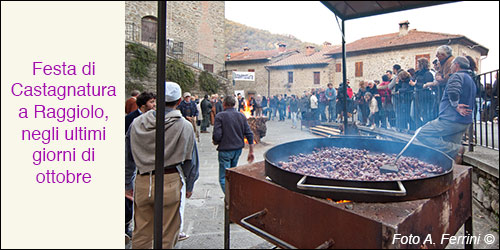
[
  {"xmin": 266, "ymin": 66, "xmax": 271, "ymax": 98},
  {"xmin": 341, "ymin": 19, "xmax": 348, "ymax": 134},
  {"xmin": 224, "ymin": 193, "xmax": 230, "ymax": 249},
  {"xmin": 153, "ymin": 1, "xmax": 166, "ymax": 249},
  {"xmin": 464, "ymin": 217, "xmax": 473, "ymax": 249}
]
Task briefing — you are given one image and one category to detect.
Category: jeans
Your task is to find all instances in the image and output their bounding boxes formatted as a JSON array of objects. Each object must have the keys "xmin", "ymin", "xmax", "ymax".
[
  {"xmin": 328, "ymin": 100, "xmax": 336, "ymax": 122},
  {"xmin": 319, "ymin": 103, "xmax": 327, "ymax": 122},
  {"xmin": 218, "ymin": 149, "xmax": 242, "ymax": 193},
  {"xmin": 201, "ymin": 114, "xmax": 210, "ymax": 131},
  {"xmin": 271, "ymin": 107, "xmax": 277, "ymax": 120},
  {"xmin": 416, "ymin": 118, "xmax": 470, "ymax": 158},
  {"xmin": 311, "ymin": 108, "xmax": 319, "ymax": 121},
  {"xmin": 291, "ymin": 111, "xmax": 298, "ymax": 127},
  {"xmin": 279, "ymin": 108, "xmax": 285, "ymax": 121}
]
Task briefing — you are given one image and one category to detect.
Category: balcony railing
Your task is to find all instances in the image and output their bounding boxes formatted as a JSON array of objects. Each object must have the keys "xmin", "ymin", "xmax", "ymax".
[{"xmin": 126, "ymin": 22, "xmax": 226, "ymax": 76}]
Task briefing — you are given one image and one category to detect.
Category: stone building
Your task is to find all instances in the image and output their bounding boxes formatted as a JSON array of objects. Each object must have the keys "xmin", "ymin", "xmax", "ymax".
[
  {"xmin": 266, "ymin": 43, "xmax": 340, "ymax": 96},
  {"xmin": 325, "ymin": 21, "xmax": 489, "ymax": 92},
  {"xmin": 225, "ymin": 21, "xmax": 489, "ymax": 95},
  {"xmin": 125, "ymin": 1, "xmax": 231, "ymax": 97},
  {"xmin": 125, "ymin": 1, "xmax": 226, "ymax": 74},
  {"xmin": 225, "ymin": 43, "xmax": 298, "ymax": 98}
]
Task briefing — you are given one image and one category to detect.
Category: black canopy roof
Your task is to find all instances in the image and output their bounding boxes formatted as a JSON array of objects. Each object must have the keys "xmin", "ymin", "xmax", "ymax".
[{"xmin": 321, "ymin": 1, "xmax": 456, "ymax": 20}]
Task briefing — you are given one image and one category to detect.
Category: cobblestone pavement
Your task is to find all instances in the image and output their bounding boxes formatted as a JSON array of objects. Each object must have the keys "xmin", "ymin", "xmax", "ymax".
[
  {"xmin": 127, "ymin": 119, "xmax": 499, "ymax": 249},
  {"xmin": 175, "ymin": 119, "xmax": 318, "ymax": 249}
]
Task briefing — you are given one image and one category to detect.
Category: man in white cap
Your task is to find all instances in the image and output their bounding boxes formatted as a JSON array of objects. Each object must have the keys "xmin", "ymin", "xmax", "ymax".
[
  {"xmin": 126, "ymin": 81, "xmax": 199, "ymax": 248},
  {"xmin": 177, "ymin": 92, "xmax": 199, "ymax": 142}
]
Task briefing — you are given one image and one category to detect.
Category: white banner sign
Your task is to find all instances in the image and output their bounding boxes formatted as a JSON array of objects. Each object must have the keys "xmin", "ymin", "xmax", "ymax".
[{"xmin": 232, "ymin": 71, "xmax": 255, "ymax": 81}]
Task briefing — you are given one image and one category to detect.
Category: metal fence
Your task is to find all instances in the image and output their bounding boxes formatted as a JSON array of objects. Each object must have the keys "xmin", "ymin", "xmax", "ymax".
[
  {"xmin": 472, "ymin": 70, "xmax": 499, "ymax": 150},
  {"xmin": 125, "ymin": 22, "xmax": 226, "ymax": 75},
  {"xmin": 379, "ymin": 70, "xmax": 499, "ymax": 151}
]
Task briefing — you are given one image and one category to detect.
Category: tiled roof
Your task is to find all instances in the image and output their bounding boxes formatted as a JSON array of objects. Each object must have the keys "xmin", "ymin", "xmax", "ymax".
[
  {"xmin": 225, "ymin": 49, "xmax": 282, "ymax": 62},
  {"xmin": 325, "ymin": 30, "xmax": 471, "ymax": 55},
  {"xmin": 268, "ymin": 45, "xmax": 340, "ymax": 67}
]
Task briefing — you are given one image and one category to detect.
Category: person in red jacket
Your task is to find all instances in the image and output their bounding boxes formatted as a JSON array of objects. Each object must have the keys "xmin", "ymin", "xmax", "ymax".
[{"xmin": 125, "ymin": 90, "xmax": 140, "ymax": 114}]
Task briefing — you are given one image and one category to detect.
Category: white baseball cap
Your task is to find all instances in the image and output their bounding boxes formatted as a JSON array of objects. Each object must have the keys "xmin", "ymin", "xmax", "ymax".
[{"xmin": 165, "ymin": 81, "xmax": 182, "ymax": 102}]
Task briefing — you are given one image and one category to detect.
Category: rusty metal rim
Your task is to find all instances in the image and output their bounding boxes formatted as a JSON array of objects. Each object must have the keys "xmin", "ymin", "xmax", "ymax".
[{"xmin": 264, "ymin": 137, "xmax": 453, "ymax": 183}]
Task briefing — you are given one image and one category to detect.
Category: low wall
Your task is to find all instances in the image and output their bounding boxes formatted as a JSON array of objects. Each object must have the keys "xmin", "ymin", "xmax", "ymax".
[{"xmin": 125, "ymin": 41, "xmax": 232, "ymax": 98}]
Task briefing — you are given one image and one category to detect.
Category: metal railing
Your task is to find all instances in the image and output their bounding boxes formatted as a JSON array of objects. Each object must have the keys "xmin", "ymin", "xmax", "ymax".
[
  {"xmin": 125, "ymin": 22, "xmax": 226, "ymax": 75},
  {"xmin": 472, "ymin": 70, "xmax": 499, "ymax": 150},
  {"xmin": 379, "ymin": 70, "xmax": 499, "ymax": 151}
]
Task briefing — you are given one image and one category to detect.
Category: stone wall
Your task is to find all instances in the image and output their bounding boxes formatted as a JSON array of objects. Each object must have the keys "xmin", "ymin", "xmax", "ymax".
[
  {"xmin": 166, "ymin": 1, "xmax": 225, "ymax": 73},
  {"xmin": 227, "ymin": 62, "xmax": 334, "ymax": 98},
  {"xmin": 226, "ymin": 61, "xmax": 269, "ymax": 98},
  {"xmin": 225, "ymin": 44, "xmax": 482, "ymax": 97},
  {"xmin": 125, "ymin": 42, "xmax": 157, "ymax": 94},
  {"xmin": 125, "ymin": 41, "xmax": 232, "ymax": 98},
  {"xmin": 331, "ymin": 44, "xmax": 482, "ymax": 93},
  {"xmin": 268, "ymin": 65, "xmax": 333, "ymax": 96},
  {"xmin": 472, "ymin": 169, "xmax": 499, "ymax": 221},
  {"xmin": 126, "ymin": 1, "xmax": 226, "ymax": 74}
]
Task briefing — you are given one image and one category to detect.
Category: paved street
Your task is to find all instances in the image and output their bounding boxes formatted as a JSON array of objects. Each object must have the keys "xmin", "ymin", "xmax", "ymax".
[
  {"xmin": 128, "ymin": 118, "xmax": 498, "ymax": 249},
  {"xmin": 175, "ymin": 119, "xmax": 318, "ymax": 249}
]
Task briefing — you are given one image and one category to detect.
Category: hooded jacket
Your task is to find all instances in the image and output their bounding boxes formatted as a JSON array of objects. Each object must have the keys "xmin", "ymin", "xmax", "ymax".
[{"xmin": 130, "ymin": 109, "xmax": 195, "ymax": 174}]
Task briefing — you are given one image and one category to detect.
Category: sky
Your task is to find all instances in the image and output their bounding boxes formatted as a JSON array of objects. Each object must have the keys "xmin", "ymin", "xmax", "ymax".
[{"xmin": 225, "ymin": 1, "xmax": 499, "ymax": 73}]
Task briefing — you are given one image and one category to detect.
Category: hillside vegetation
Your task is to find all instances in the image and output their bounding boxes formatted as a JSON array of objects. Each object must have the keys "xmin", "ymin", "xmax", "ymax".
[{"xmin": 225, "ymin": 19, "xmax": 321, "ymax": 54}]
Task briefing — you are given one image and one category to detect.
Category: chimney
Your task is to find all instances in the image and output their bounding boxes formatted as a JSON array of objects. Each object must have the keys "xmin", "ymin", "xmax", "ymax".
[
  {"xmin": 399, "ymin": 20, "xmax": 409, "ymax": 36},
  {"xmin": 243, "ymin": 47, "xmax": 250, "ymax": 52},
  {"xmin": 278, "ymin": 42, "xmax": 287, "ymax": 53},
  {"xmin": 323, "ymin": 41, "xmax": 332, "ymax": 47},
  {"xmin": 305, "ymin": 45, "xmax": 315, "ymax": 56}
]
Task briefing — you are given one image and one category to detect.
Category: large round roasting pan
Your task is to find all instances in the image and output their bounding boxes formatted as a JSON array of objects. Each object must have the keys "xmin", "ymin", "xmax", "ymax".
[{"xmin": 264, "ymin": 137, "xmax": 454, "ymax": 202}]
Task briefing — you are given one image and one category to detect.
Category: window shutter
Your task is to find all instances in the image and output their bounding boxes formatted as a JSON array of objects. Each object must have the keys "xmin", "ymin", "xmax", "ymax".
[
  {"xmin": 336, "ymin": 63, "xmax": 341, "ymax": 72},
  {"xmin": 314, "ymin": 72, "xmax": 320, "ymax": 85},
  {"xmin": 203, "ymin": 64, "xmax": 214, "ymax": 73},
  {"xmin": 355, "ymin": 62, "xmax": 363, "ymax": 77}
]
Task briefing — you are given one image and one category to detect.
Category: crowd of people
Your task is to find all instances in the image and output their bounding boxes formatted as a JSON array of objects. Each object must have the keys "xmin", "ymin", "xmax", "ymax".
[
  {"xmin": 121, "ymin": 44, "xmax": 497, "ymax": 249},
  {"xmin": 231, "ymin": 45, "xmax": 495, "ymax": 133},
  {"xmin": 124, "ymin": 84, "xmax": 254, "ymax": 248}
]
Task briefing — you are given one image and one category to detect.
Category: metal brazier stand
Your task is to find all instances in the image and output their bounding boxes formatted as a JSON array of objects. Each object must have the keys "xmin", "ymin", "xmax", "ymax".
[{"xmin": 224, "ymin": 138, "xmax": 473, "ymax": 249}]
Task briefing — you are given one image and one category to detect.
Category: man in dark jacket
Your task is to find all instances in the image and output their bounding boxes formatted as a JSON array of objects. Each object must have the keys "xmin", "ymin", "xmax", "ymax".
[
  {"xmin": 213, "ymin": 95, "xmax": 254, "ymax": 193},
  {"xmin": 125, "ymin": 92, "xmax": 156, "ymax": 134},
  {"xmin": 124, "ymin": 91, "xmax": 155, "ymax": 240},
  {"xmin": 200, "ymin": 95, "xmax": 212, "ymax": 133},
  {"xmin": 177, "ymin": 92, "xmax": 199, "ymax": 141},
  {"xmin": 177, "ymin": 92, "xmax": 198, "ymax": 121},
  {"xmin": 416, "ymin": 56, "xmax": 476, "ymax": 163}
]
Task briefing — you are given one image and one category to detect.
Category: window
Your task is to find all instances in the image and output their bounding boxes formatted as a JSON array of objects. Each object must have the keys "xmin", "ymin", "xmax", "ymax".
[
  {"xmin": 288, "ymin": 72, "xmax": 293, "ymax": 83},
  {"xmin": 314, "ymin": 72, "xmax": 320, "ymax": 85},
  {"xmin": 415, "ymin": 54, "xmax": 430, "ymax": 68},
  {"xmin": 355, "ymin": 62, "xmax": 363, "ymax": 77},
  {"xmin": 141, "ymin": 16, "xmax": 157, "ymax": 42},
  {"xmin": 203, "ymin": 64, "xmax": 214, "ymax": 73},
  {"xmin": 335, "ymin": 63, "xmax": 341, "ymax": 72},
  {"xmin": 248, "ymin": 69, "xmax": 255, "ymax": 72}
]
